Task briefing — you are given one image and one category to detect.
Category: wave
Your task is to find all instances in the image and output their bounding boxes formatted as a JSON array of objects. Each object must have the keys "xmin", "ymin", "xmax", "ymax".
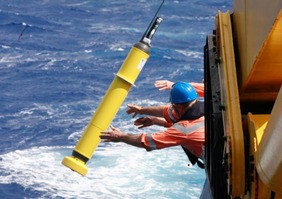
[{"xmin": 0, "ymin": 145, "xmax": 205, "ymax": 199}]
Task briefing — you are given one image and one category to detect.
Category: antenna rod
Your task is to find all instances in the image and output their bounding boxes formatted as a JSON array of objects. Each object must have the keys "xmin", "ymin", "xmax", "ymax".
[
  {"xmin": 141, "ymin": 0, "xmax": 165, "ymax": 41},
  {"xmin": 145, "ymin": 17, "xmax": 163, "ymax": 40}
]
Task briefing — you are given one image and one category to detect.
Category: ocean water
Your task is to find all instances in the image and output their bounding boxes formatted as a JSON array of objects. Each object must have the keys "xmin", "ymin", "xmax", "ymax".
[{"xmin": 0, "ymin": 0, "xmax": 232, "ymax": 198}]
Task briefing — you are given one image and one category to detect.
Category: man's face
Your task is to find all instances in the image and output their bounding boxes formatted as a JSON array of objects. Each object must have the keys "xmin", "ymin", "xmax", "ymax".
[{"xmin": 171, "ymin": 103, "xmax": 186, "ymax": 117}]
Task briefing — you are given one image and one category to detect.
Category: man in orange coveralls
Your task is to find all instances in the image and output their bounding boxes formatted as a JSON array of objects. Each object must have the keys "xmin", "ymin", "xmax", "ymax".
[{"xmin": 100, "ymin": 80, "xmax": 211, "ymax": 199}]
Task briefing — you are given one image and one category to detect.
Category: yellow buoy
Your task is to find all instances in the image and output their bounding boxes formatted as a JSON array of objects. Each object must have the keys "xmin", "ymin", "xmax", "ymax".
[{"xmin": 62, "ymin": 17, "xmax": 163, "ymax": 176}]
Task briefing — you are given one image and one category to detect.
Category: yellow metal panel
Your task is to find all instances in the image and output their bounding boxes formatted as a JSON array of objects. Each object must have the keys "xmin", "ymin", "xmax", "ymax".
[
  {"xmin": 232, "ymin": 0, "xmax": 247, "ymax": 85},
  {"xmin": 276, "ymin": 193, "xmax": 282, "ymax": 199},
  {"xmin": 217, "ymin": 11, "xmax": 245, "ymax": 197},
  {"xmin": 246, "ymin": 113, "xmax": 271, "ymax": 199},
  {"xmin": 245, "ymin": 1, "xmax": 282, "ymax": 73},
  {"xmin": 232, "ymin": 0, "xmax": 282, "ymax": 102},
  {"xmin": 241, "ymin": 10, "xmax": 282, "ymax": 102}
]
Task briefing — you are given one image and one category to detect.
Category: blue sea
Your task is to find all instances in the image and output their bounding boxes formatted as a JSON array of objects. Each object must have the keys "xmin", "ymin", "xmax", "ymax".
[{"xmin": 0, "ymin": 1, "xmax": 232, "ymax": 198}]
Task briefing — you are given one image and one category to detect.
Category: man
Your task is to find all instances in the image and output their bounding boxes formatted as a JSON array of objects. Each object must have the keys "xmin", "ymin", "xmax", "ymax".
[
  {"xmin": 100, "ymin": 81, "xmax": 210, "ymax": 198},
  {"xmin": 100, "ymin": 81, "xmax": 205, "ymax": 166}
]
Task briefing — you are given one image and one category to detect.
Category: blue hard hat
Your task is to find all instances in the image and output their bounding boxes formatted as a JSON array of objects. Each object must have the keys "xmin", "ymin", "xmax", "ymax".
[{"xmin": 170, "ymin": 82, "xmax": 198, "ymax": 103}]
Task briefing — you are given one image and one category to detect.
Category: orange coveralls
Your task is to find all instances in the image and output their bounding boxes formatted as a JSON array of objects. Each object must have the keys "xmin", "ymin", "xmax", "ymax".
[{"xmin": 140, "ymin": 83, "xmax": 205, "ymax": 159}]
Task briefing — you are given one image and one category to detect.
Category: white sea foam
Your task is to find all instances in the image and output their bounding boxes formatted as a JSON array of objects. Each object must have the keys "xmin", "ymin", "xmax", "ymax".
[
  {"xmin": 1, "ymin": 45, "xmax": 10, "ymax": 49},
  {"xmin": 0, "ymin": 145, "xmax": 205, "ymax": 199},
  {"xmin": 175, "ymin": 50, "xmax": 203, "ymax": 59}
]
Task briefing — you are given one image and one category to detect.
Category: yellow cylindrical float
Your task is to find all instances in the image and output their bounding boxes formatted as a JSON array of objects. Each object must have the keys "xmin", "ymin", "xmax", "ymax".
[{"xmin": 62, "ymin": 41, "xmax": 150, "ymax": 176}]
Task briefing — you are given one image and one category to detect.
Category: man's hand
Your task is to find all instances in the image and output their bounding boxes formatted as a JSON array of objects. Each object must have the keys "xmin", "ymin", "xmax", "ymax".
[
  {"xmin": 126, "ymin": 104, "xmax": 142, "ymax": 118},
  {"xmin": 100, "ymin": 125, "xmax": 143, "ymax": 148},
  {"xmin": 134, "ymin": 117, "xmax": 154, "ymax": 129},
  {"xmin": 100, "ymin": 126, "xmax": 124, "ymax": 142},
  {"xmin": 154, "ymin": 80, "xmax": 174, "ymax": 91}
]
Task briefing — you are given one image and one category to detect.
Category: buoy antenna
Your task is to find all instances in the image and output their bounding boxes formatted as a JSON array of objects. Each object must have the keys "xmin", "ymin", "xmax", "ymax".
[{"xmin": 141, "ymin": 0, "xmax": 165, "ymax": 42}]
